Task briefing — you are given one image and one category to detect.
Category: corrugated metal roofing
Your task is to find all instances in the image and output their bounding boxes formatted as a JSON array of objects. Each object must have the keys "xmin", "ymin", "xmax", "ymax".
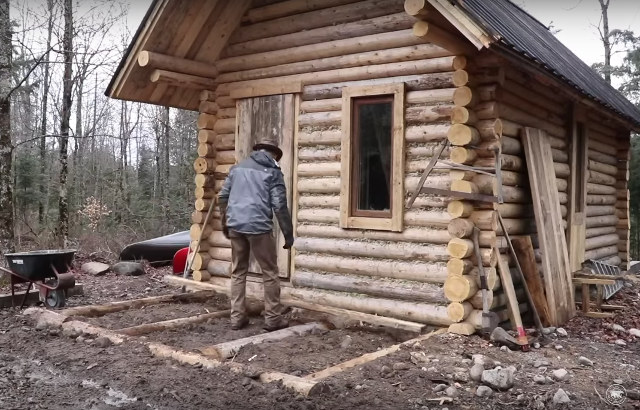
[{"xmin": 455, "ymin": 0, "xmax": 640, "ymax": 126}]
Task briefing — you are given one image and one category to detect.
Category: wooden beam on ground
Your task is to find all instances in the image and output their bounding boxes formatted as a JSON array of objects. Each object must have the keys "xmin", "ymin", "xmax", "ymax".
[
  {"xmin": 199, "ymin": 322, "xmax": 329, "ymax": 359},
  {"xmin": 117, "ymin": 310, "xmax": 231, "ymax": 336},
  {"xmin": 287, "ymin": 300, "xmax": 426, "ymax": 333},
  {"xmin": 584, "ymin": 311, "xmax": 615, "ymax": 319},
  {"xmin": 305, "ymin": 329, "xmax": 445, "ymax": 381},
  {"xmin": 138, "ymin": 50, "xmax": 218, "ymax": 79},
  {"xmin": 150, "ymin": 69, "xmax": 217, "ymax": 90},
  {"xmin": 61, "ymin": 291, "xmax": 217, "ymax": 318},
  {"xmin": 148, "ymin": 342, "xmax": 328, "ymax": 396}
]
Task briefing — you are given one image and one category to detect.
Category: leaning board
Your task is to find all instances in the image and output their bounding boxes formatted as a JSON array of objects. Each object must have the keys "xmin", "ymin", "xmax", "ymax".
[{"xmin": 522, "ymin": 128, "xmax": 575, "ymax": 325}]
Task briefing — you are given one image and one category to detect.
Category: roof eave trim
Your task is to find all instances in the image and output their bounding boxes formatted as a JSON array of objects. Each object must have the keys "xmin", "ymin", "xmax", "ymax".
[{"xmin": 428, "ymin": 0, "xmax": 497, "ymax": 50}]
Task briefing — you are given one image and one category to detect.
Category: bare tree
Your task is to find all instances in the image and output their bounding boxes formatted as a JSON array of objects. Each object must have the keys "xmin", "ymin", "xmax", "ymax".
[
  {"xmin": 57, "ymin": 0, "xmax": 73, "ymax": 247},
  {"xmin": 39, "ymin": 0, "xmax": 55, "ymax": 224},
  {"xmin": 0, "ymin": 0, "xmax": 13, "ymax": 255},
  {"xmin": 597, "ymin": 0, "xmax": 612, "ymax": 84}
]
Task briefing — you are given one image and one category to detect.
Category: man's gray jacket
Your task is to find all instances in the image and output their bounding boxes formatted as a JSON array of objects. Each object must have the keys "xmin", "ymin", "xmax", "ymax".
[{"xmin": 218, "ymin": 151, "xmax": 290, "ymax": 235}]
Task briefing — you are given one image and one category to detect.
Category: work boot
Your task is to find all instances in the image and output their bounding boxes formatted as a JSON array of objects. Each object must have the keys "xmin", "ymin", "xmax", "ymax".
[
  {"xmin": 263, "ymin": 317, "xmax": 288, "ymax": 332},
  {"xmin": 231, "ymin": 317, "xmax": 249, "ymax": 330}
]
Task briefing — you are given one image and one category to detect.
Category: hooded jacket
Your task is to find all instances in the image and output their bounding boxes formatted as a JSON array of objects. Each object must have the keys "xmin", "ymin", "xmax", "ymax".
[{"xmin": 218, "ymin": 151, "xmax": 290, "ymax": 234}]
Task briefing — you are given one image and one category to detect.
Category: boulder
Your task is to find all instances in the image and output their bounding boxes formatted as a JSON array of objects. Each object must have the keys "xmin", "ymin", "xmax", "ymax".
[
  {"xmin": 553, "ymin": 388, "xmax": 570, "ymax": 405},
  {"xmin": 481, "ymin": 366, "xmax": 515, "ymax": 390},
  {"xmin": 111, "ymin": 261, "xmax": 145, "ymax": 276},
  {"xmin": 469, "ymin": 363, "xmax": 484, "ymax": 382},
  {"xmin": 552, "ymin": 369, "xmax": 568, "ymax": 382},
  {"xmin": 81, "ymin": 262, "xmax": 110, "ymax": 276}
]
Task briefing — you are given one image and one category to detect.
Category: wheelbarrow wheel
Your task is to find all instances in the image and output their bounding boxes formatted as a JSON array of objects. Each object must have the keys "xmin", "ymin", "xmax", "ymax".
[{"xmin": 44, "ymin": 289, "xmax": 66, "ymax": 308}]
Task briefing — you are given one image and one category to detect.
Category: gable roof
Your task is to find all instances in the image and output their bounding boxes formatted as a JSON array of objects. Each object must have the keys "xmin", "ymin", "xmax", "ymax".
[{"xmin": 450, "ymin": 0, "xmax": 640, "ymax": 127}]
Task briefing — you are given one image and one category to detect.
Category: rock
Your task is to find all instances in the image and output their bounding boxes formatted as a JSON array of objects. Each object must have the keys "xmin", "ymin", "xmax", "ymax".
[
  {"xmin": 542, "ymin": 327, "xmax": 556, "ymax": 335},
  {"xmin": 410, "ymin": 352, "xmax": 430, "ymax": 366},
  {"xmin": 48, "ymin": 329, "xmax": 60, "ymax": 337},
  {"xmin": 92, "ymin": 337, "xmax": 112, "ymax": 348},
  {"xmin": 242, "ymin": 377, "xmax": 251, "ymax": 386},
  {"xmin": 629, "ymin": 328, "xmax": 640, "ymax": 338},
  {"xmin": 340, "ymin": 335, "xmax": 352, "ymax": 349},
  {"xmin": 111, "ymin": 261, "xmax": 145, "ymax": 276},
  {"xmin": 555, "ymin": 345, "xmax": 563, "ymax": 350},
  {"xmin": 461, "ymin": 358, "xmax": 472, "ymax": 365},
  {"xmin": 35, "ymin": 322, "xmax": 48, "ymax": 331},
  {"xmin": 553, "ymin": 388, "xmax": 570, "ymax": 405},
  {"xmin": 481, "ymin": 367, "xmax": 514, "ymax": 390},
  {"xmin": 533, "ymin": 375, "xmax": 547, "ymax": 385},
  {"xmin": 393, "ymin": 362, "xmax": 411, "ymax": 371},
  {"xmin": 552, "ymin": 369, "xmax": 568, "ymax": 382},
  {"xmin": 62, "ymin": 328, "xmax": 81, "ymax": 339},
  {"xmin": 614, "ymin": 339, "xmax": 627, "ymax": 346},
  {"xmin": 613, "ymin": 379, "xmax": 623, "ymax": 385},
  {"xmin": 577, "ymin": 356, "xmax": 593, "ymax": 367},
  {"xmin": 76, "ymin": 336, "xmax": 85, "ymax": 343},
  {"xmin": 472, "ymin": 354, "xmax": 496, "ymax": 368},
  {"xmin": 500, "ymin": 345, "xmax": 509, "ymax": 352},
  {"xmin": 612, "ymin": 324, "xmax": 626, "ymax": 334},
  {"xmin": 380, "ymin": 365, "xmax": 392, "ymax": 376},
  {"xmin": 433, "ymin": 384, "xmax": 448, "ymax": 392},
  {"xmin": 476, "ymin": 385, "xmax": 493, "ymax": 397},
  {"xmin": 556, "ymin": 328, "xmax": 568, "ymax": 337},
  {"xmin": 445, "ymin": 386, "xmax": 458, "ymax": 397},
  {"xmin": 469, "ymin": 364, "xmax": 484, "ymax": 382},
  {"xmin": 453, "ymin": 372, "xmax": 469, "ymax": 383},
  {"xmin": 490, "ymin": 327, "xmax": 520, "ymax": 350},
  {"xmin": 81, "ymin": 262, "xmax": 110, "ymax": 276},
  {"xmin": 533, "ymin": 360, "xmax": 550, "ymax": 368},
  {"xmin": 533, "ymin": 342, "xmax": 541, "ymax": 349}
]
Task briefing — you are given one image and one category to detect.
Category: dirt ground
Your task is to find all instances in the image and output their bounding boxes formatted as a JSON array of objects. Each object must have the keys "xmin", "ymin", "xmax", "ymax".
[{"xmin": 1, "ymin": 261, "xmax": 640, "ymax": 409}]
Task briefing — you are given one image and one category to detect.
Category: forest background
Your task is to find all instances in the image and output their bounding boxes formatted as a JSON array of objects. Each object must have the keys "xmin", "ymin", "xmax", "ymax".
[{"xmin": 0, "ymin": 0, "xmax": 639, "ymax": 260}]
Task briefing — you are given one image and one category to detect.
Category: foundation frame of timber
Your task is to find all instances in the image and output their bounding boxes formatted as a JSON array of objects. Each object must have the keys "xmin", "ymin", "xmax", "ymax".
[
  {"xmin": 107, "ymin": 0, "xmax": 640, "ymax": 331},
  {"xmin": 23, "ymin": 291, "xmax": 445, "ymax": 396}
]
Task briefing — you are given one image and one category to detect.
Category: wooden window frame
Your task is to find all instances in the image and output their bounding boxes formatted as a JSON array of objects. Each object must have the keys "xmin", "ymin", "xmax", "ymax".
[{"xmin": 340, "ymin": 83, "xmax": 405, "ymax": 232}]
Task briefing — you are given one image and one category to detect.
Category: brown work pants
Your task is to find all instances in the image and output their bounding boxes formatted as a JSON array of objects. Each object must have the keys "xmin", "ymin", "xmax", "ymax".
[{"xmin": 229, "ymin": 230, "xmax": 284, "ymax": 326}]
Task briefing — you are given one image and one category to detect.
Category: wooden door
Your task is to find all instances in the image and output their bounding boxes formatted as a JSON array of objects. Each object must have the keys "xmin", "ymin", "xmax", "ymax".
[{"xmin": 235, "ymin": 94, "xmax": 295, "ymax": 278}]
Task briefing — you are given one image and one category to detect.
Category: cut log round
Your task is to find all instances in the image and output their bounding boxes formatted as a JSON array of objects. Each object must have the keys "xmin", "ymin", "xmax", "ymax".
[
  {"xmin": 450, "ymin": 106, "xmax": 477, "ymax": 125},
  {"xmin": 447, "ymin": 302, "xmax": 473, "ymax": 322},
  {"xmin": 447, "ymin": 258, "xmax": 473, "ymax": 276},
  {"xmin": 192, "ymin": 270, "xmax": 212, "ymax": 282},
  {"xmin": 470, "ymin": 210, "xmax": 498, "ymax": 231},
  {"xmin": 444, "ymin": 275, "xmax": 479, "ymax": 302},
  {"xmin": 453, "ymin": 86, "xmax": 475, "ymax": 106},
  {"xmin": 447, "ymin": 238, "xmax": 474, "ymax": 259},
  {"xmin": 194, "ymin": 158, "xmax": 217, "ymax": 174},
  {"xmin": 447, "ymin": 200, "xmax": 473, "ymax": 218},
  {"xmin": 404, "ymin": 0, "xmax": 429, "ymax": 17},
  {"xmin": 448, "ymin": 124, "xmax": 480, "ymax": 146},
  {"xmin": 449, "ymin": 146, "xmax": 478, "ymax": 164},
  {"xmin": 448, "ymin": 218, "xmax": 475, "ymax": 239},
  {"xmin": 451, "ymin": 180, "xmax": 478, "ymax": 195}
]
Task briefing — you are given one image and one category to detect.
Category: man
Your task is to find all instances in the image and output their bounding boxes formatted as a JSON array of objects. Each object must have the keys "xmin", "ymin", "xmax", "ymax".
[{"xmin": 218, "ymin": 137, "xmax": 294, "ymax": 331}]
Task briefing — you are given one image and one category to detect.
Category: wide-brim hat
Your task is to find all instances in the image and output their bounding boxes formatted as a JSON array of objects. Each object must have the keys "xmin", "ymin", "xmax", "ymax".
[{"xmin": 253, "ymin": 139, "xmax": 283, "ymax": 161}]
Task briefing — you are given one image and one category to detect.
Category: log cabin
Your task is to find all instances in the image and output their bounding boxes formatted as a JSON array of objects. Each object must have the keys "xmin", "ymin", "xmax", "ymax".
[{"xmin": 106, "ymin": 0, "xmax": 640, "ymax": 331}]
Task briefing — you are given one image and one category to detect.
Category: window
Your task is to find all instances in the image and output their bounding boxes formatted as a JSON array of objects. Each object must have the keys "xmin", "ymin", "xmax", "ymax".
[{"xmin": 340, "ymin": 84, "xmax": 405, "ymax": 231}]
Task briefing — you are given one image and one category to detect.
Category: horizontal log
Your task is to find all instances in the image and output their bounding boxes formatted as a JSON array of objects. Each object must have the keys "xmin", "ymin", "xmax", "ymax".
[
  {"xmin": 218, "ymin": 45, "xmax": 457, "ymax": 83},
  {"xmin": 150, "ymin": 69, "xmax": 217, "ymax": 90},
  {"xmin": 476, "ymin": 136, "xmax": 521, "ymax": 157},
  {"xmin": 219, "ymin": 59, "xmax": 466, "ymax": 95},
  {"xmin": 475, "ymin": 101, "xmax": 566, "ymax": 138},
  {"xmin": 501, "ymin": 119, "xmax": 567, "ymax": 147},
  {"xmin": 475, "ymin": 119, "xmax": 503, "ymax": 140},
  {"xmin": 297, "ymin": 162, "xmax": 341, "ymax": 177},
  {"xmin": 297, "ymin": 207, "xmax": 451, "ymax": 227},
  {"xmin": 475, "ymin": 154, "xmax": 522, "ymax": 171},
  {"xmin": 296, "ymin": 224, "xmax": 451, "ymax": 244},
  {"xmin": 229, "ymin": 0, "xmax": 404, "ymax": 45},
  {"xmin": 588, "ymin": 149, "xmax": 618, "ymax": 166},
  {"xmin": 285, "ymin": 287, "xmax": 453, "ymax": 326},
  {"xmin": 138, "ymin": 50, "xmax": 218, "ymax": 79},
  {"xmin": 584, "ymin": 234, "xmax": 620, "ymax": 251},
  {"xmin": 216, "ymin": 150, "xmax": 236, "ymax": 165},
  {"xmin": 584, "ymin": 245, "xmax": 619, "ymax": 261},
  {"xmin": 208, "ymin": 247, "xmax": 232, "ymax": 262},
  {"xmin": 294, "ymin": 253, "xmax": 448, "ymax": 284},
  {"xmin": 295, "ymin": 237, "xmax": 449, "ymax": 262},
  {"xmin": 587, "ymin": 183, "xmax": 617, "ymax": 195},
  {"xmin": 406, "ymin": 124, "xmax": 451, "ymax": 142},
  {"xmin": 207, "ymin": 259, "xmax": 231, "ymax": 277},
  {"xmin": 586, "ymin": 195, "xmax": 617, "ymax": 205},
  {"xmin": 588, "ymin": 159, "xmax": 618, "ymax": 176},
  {"xmin": 406, "ymin": 104, "xmax": 454, "ymax": 124},
  {"xmin": 199, "ymin": 101, "xmax": 218, "ymax": 115},
  {"xmin": 298, "ymin": 130, "xmax": 341, "ymax": 146},
  {"xmin": 585, "ymin": 226, "xmax": 617, "ymax": 238},
  {"xmin": 213, "ymin": 118, "xmax": 236, "ymax": 134},
  {"xmin": 588, "ymin": 170, "xmax": 617, "ymax": 185},
  {"xmin": 303, "ymin": 73, "xmax": 465, "ymax": 100},
  {"xmin": 586, "ymin": 205, "xmax": 616, "ymax": 217},
  {"xmin": 589, "ymin": 138, "xmax": 618, "ymax": 156},
  {"xmin": 412, "ymin": 20, "xmax": 476, "ymax": 55},
  {"xmin": 585, "ymin": 215, "xmax": 618, "ymax": 228},
  {"xmin": 208, "ymin": 231, "xmax": 231, "ymax": 248},
  {"xmin": 292, "ymin": 271, "xmax": 447, "ymax": 304}
]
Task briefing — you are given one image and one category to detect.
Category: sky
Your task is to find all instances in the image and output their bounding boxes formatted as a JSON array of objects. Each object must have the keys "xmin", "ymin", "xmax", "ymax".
[{"xmin": 125, "ymin": 0, "xmax": 640, "ymax": 69}]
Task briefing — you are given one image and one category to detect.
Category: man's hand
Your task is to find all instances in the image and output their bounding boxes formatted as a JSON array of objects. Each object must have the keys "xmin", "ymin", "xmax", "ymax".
[{"xmin": 283, "ymin": 236, "xmax": 294, "ymax": 249}]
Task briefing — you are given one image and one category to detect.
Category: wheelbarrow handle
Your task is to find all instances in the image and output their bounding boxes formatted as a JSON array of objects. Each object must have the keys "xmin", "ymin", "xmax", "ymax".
[{"xmin": 0, "ymin": 266, "xmax": 14, "ymax": 276}]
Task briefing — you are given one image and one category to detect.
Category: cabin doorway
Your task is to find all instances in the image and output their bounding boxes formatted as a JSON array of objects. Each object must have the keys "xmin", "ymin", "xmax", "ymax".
[{"xmin": 235, "ymin": 94, "xmax": 295, "ymax": 278}]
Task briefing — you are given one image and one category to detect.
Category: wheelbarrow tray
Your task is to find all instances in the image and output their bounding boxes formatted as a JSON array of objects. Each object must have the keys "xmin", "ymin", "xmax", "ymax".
[{"xmin": 4, "ymin": 249, "xmax": 76, "ymax": 281}]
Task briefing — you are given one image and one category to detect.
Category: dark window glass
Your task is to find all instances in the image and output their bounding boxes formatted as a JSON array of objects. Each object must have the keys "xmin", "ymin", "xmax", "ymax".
[{"xmin": 351, "ymin": 96, "xmax": 393, "ymax": 216}]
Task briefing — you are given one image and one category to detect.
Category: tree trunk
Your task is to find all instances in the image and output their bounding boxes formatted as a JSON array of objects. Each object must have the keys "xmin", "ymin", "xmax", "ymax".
[
  {"xmin": 598, "ymin": 0, "xmax": 611, "ymax": 84},
  {"xmin": 163, "ymin": 106, "xmax": 170, "ymax": 215},
  {"xmin": 57, "ymin": 0, "xmax": 73, "ymax": 247},
  {"xmin": 0, "ymin": 0, "xmax": 13, "ymax": 255},
  {"xmin": 38, "ymin": 0, "xmax": 54, "ymax": 225}
]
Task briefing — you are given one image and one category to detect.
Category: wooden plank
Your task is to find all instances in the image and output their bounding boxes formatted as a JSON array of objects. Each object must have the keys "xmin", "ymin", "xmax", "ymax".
[
  {"xmin": 522, "ymin": 127, "xmax": 575, "ymax": 325},
  {"xmin": 495, "ymin": 249, "xmax": 520, "ymax": 330},
  {"xmin": 567, "ymin": 109, "xmax": 588, "ymax": 271},
  {"xmin": 584, "ymin": 311, "xmax": 614, "ymax": 318},
  {"xmin": 572, "ymin": 277, "xmax": 616, "ymax": 285},
  {"xmin": 117, "ymin": 310, "xmax": 231, "ymax": 336},
  {"xmin": 511, "ymin": 236, "xmax": 551, "ymax": 326}
]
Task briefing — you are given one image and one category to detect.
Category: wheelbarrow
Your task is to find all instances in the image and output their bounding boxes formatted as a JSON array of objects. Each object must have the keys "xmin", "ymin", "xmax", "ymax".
[{"xmin": 0, "ymin": 249, "xmax": 77, "ymax": 308}]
